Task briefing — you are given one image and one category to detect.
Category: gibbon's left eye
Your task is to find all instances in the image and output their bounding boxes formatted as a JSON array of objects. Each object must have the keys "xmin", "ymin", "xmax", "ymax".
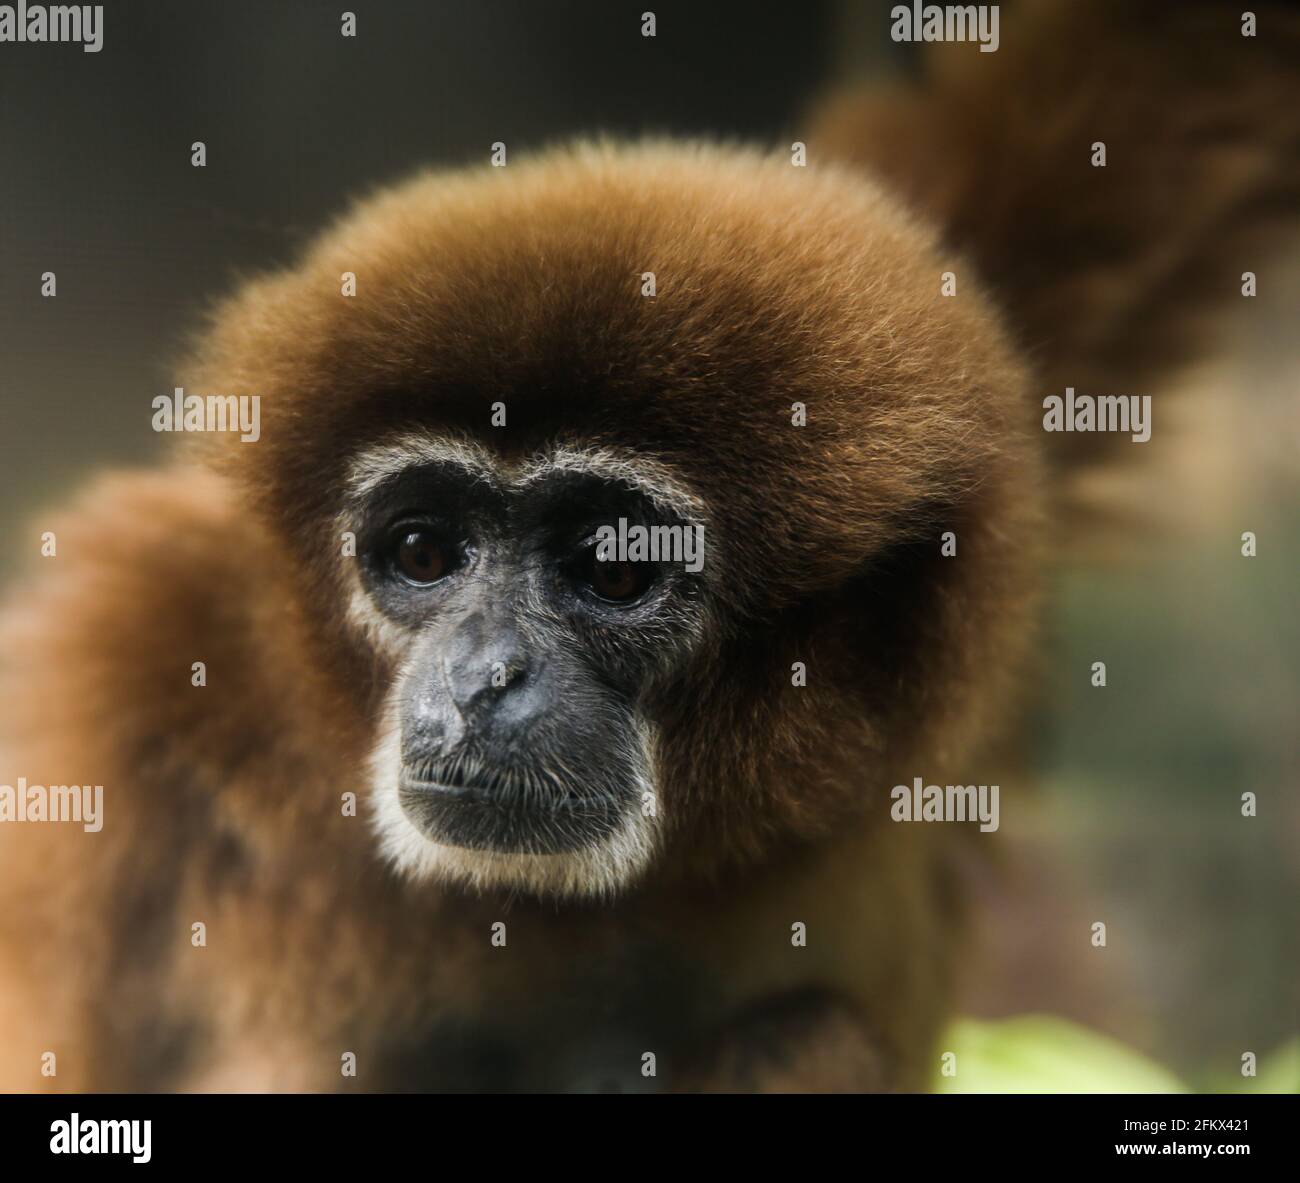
[
  {"xmin": 386, "ymin": 526, "xmax": 459, "ymax": 586},
  {"xmin": 574, "ymin": 543, "xmax": 656, "ymax": 604}
]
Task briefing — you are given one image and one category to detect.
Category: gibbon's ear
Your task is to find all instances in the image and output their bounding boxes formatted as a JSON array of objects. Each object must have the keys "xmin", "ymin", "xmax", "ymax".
[{"xmin": 809, "ymin": 0, "xmax": 1300, "ymax": 488}]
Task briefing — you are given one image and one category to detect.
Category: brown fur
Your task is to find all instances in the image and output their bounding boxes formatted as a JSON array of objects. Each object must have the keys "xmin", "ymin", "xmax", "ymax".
[
  {"xmin": 811, "ymin": 0, "xmax": 1300, "ymax": 490},
  {"xmin": 1, "ymin": 2, "xmax": 1294, "ymax": 1092}
]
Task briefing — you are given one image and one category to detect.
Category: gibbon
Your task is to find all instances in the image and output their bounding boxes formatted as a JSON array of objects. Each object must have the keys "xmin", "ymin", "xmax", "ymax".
[{"xmin": 0, "ymin": 2, "xmax": 1296, "ymax": 1092}]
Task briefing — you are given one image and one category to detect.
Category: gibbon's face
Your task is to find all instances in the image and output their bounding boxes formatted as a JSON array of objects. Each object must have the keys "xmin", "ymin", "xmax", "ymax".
[
  {"xmin": 195, "ymin": 142, "xmax": 1038, "ymax": 898},
  {"xmin": 345, "ymin": 438, "xmax": 709, "ymax": 895}
]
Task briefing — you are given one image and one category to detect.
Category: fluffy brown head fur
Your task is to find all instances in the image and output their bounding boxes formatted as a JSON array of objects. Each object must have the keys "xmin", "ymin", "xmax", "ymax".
[{"xmin": 185, "ymin": 140, "xmax": 1040, "ymax": 888}]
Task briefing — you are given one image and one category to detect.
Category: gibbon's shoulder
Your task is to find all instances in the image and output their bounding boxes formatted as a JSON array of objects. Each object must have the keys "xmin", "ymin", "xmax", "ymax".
[{"xmin": 0, "ymin": 465, "xmax": 312, "ymax": 786}]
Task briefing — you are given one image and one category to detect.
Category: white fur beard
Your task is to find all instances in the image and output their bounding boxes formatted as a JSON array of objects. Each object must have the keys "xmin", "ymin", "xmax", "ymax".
[{"xmin": 365, "ymin": 710, "xmax": 661, "ymax": 900}]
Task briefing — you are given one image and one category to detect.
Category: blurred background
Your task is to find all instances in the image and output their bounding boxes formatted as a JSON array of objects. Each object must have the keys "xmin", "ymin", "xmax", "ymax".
[{"xmin": 1, "ymin": 0, "xmax": 1295, "ymax": 1091}]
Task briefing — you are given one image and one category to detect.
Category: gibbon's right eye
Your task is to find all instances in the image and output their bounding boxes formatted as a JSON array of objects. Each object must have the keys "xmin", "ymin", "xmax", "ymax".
[
  {"xmin": 386, "ymin": 527, "xmax": 458, "ymax": 587},
  {"xmin": 572, "ymin": 540, "xmax": 657, "ymax": 604}
]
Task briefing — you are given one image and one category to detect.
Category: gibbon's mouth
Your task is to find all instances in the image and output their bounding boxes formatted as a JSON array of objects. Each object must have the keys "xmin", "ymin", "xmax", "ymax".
[{"xmin": 397, "ymin": 766, "xmax": 626, "ymax": 854}]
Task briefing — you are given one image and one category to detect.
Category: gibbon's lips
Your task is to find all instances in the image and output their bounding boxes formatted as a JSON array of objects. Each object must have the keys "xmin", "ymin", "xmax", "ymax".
[{"xmin": 397, "ymin": 767, "xmax": 625, "ymax": 854}]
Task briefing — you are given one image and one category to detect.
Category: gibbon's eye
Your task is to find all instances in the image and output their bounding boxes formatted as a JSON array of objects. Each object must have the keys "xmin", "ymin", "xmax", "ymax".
[
  {"xmin": 575, "ymin": 543, "xmax": 656, "ymax": 604},
  {"xmin": 388, "ymin": 527, "xmax": 458, "ymax": 586}
]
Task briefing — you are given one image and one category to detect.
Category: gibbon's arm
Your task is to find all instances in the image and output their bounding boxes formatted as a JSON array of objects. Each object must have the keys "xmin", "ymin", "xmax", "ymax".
[
  {"xmin": 811, "ymin": 0, "xmax": 1300, "ymax": 478},
  {"xmin": 0, "ymin": 470, "xmax": 295, "ymax": 1091}
]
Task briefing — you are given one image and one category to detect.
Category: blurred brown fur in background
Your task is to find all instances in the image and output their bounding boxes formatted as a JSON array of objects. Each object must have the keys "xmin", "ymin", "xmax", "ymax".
[{"xmin": 812, "ymin": 0, "xmax": 1300, "ymax": 511}]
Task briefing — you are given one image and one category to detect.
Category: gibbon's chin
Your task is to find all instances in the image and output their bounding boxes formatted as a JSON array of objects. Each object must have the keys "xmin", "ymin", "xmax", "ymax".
[{"xmin": 367, "ymin": 724, "xmax": 659, "ymax": 899}]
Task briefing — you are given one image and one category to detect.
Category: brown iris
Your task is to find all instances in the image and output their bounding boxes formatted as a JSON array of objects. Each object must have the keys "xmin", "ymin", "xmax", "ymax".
[
  {"xmin": 584, "ymin": 552, "xmax": 654, "ymax": 603},
  {"xmin": 395, "ymin": 530, "xmax": 450, "ymax": 585}
]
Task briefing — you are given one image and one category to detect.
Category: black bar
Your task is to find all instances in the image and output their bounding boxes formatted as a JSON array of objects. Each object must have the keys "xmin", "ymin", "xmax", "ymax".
[{"xmin": 0, "ymin": 1093, "xmax": 1290, "ymax": 1169}]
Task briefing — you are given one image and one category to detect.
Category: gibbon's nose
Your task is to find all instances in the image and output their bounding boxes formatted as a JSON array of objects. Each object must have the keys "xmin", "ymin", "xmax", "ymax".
[{"xmin": 442, "ymin": 610, "xmax": 534, "ymax": 729}]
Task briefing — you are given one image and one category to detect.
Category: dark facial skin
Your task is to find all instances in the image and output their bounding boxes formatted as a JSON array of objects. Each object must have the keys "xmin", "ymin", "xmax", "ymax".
[{"xmin": 352, "ymin": 462, "xmax": 707, "ymax": 856}]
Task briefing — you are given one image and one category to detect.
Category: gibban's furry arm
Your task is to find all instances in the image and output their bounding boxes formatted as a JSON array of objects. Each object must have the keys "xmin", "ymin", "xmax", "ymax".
[{"xmin": 811, "ymin": 0, "xmax": 1300, "ymax": 479}]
